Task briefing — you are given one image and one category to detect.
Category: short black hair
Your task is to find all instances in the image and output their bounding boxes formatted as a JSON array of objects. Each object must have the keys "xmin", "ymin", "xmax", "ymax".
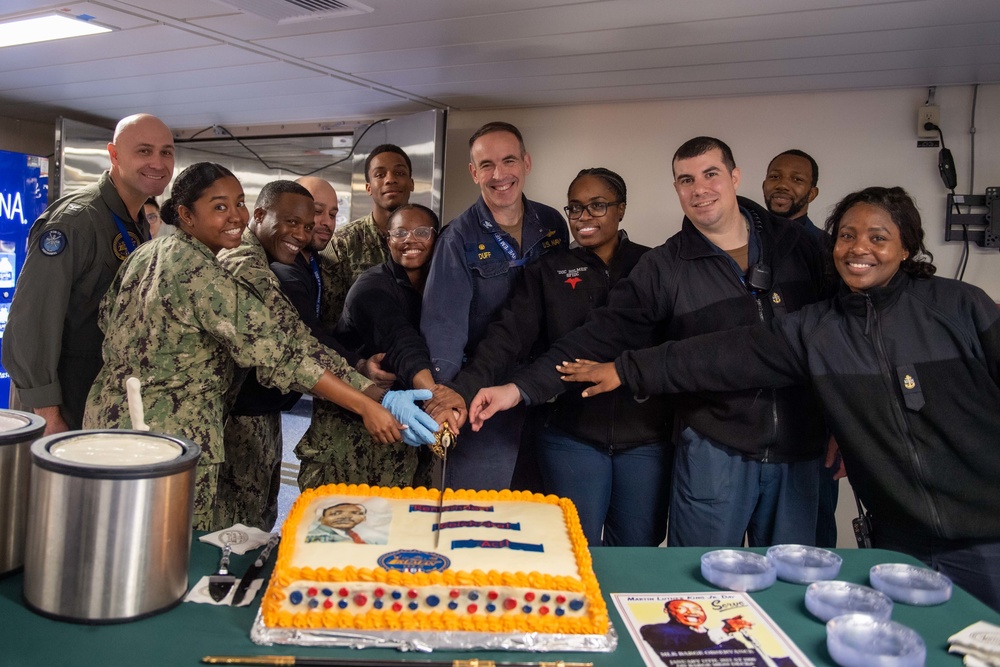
[
  {"xmin": 769, "ymin": 149, "xmax": 819, "ymax": 188},
  {"xmin": 255, "ymin": 180, "xmax": 312, "ymax": 211},
  {"xmin": 468, "ymin": 121, "xmax": 527, "ymax": 158},
  {"xmin": 363, "ymin": 144, "xmax": 412, "ymax": 183},
  {"xmin": 388, "ymin": 203, "xmax": 440, "ymax": 232},
  {"xmin": 672, "ymin": 136, "xmax": 736, "ymax": 175}
]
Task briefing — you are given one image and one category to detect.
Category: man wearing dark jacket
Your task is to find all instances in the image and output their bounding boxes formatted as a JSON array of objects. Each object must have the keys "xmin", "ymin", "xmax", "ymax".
[{"xmin": 470, "ymin": 137, "xmax": 828, "ymax": 548}]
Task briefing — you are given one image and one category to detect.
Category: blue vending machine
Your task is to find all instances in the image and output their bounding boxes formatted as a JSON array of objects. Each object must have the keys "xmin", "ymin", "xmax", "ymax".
[{"xmin": 0, "ymin": 150, "xmax": 50, "ymax": 408}]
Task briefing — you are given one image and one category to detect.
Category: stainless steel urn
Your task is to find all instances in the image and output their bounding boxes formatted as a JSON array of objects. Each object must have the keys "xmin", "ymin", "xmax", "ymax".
[
  {"xmin": 0, "ymin": 410, "xmax": 46, "ymax": 575},
  {"xmin": 23, "ymin": 430, "xmax": 200, "ymax": 623}
]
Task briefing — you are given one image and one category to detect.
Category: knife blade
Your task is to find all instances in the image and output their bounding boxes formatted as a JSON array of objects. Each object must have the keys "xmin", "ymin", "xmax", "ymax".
[
  {"xmin": 209, "ymin": 544, "xmax": 235, "ymax": 602},
  {"xmin": 434, "ymin": 446, "xmax": 446, "ymax": 549},
  {"xmin": 230, "ymin": 533, "xmax": 280, "ymax": 606},
  {"xmin": 432, "ymin": 422, "xmax": 456, "ymax": 549}
]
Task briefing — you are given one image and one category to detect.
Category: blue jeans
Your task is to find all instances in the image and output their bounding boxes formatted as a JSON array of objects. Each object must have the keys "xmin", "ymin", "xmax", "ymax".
[
  {"xmin": 536, "ymin": 426, "xmax": 670, "ymax": 546},
  {"xmin": 445, "ymin": 402, "xmax": 526, "ymax": 491},
  {"xmin": 668, "ymin": 428, "xmax": 822, "ymax": 547}
]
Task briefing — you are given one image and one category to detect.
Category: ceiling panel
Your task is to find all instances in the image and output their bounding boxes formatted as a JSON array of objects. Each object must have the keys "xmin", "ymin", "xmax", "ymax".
[{"xmin": 0, "ymin": 0, "xmax": 997, "ymax": 130}]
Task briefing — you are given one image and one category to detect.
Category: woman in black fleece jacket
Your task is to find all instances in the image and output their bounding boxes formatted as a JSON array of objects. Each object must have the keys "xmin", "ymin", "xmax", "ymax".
[{"xmin": 563, "ymin": 186, "xmax": 1000, "ymax": 612}]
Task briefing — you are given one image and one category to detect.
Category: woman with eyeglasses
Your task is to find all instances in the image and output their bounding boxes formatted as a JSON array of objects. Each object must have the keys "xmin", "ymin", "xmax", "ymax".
[
  {"xmin": 446, "ymin": 168, "xmax": 672, "ymax": 546},
  {"xmin": 297, "ymin": 204, "xmax": 444, "ymax": 489}
]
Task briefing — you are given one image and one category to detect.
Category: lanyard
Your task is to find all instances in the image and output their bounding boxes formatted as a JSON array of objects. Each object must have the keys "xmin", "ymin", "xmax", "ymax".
[
  {"xmin": 112, "ymin": 213, "xmax": 140, "ymax": 255},
  {"xmin": 309, "ymin": 254, "xmax": 322, "ymax": 318},
  {"xmin": 491, "ymin": 231, "xmax": 525, "ymax": 266}
]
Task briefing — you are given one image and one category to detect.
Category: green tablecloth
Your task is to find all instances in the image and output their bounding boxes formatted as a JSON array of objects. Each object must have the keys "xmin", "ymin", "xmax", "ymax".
[{"xmin": 2, "ymin": 539, "xmax": 998, "ymax": 666}]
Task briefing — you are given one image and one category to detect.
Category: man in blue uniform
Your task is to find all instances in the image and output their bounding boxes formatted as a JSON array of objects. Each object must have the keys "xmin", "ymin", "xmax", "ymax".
[{"xmin": 421, "ymin": 121, "xmax": 567, "ymax": 490}]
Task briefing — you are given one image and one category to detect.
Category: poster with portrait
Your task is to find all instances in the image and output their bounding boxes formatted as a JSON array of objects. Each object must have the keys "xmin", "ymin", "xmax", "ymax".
[{"xmin": 612, "ymin": 591, "xmax": 814, "ymax": 667}]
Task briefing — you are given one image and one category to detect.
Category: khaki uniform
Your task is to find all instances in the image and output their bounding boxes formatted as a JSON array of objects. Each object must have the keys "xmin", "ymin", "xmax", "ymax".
[
  {"xmin": 4, "ymin": 171, "xmax": 148, "ymax": 428},
  {"xmin": 300, "ymin": 214, "xmax": 424, "ymax": 491},
  {"xmin": 83, "ymin": 232, "xmax": 327, "ymax": 530}
]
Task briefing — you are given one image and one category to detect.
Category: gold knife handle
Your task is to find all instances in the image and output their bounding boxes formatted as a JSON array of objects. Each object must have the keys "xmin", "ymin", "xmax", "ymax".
[{"xmin": 202, "ymin": 657, "xmax": 293, "ymax": 665}]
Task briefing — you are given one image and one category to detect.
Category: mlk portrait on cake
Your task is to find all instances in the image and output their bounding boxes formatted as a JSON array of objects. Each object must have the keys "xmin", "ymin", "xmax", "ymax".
[{"xmin": 305, "ymin": 501, "xmax": 390, "ymax": 545}]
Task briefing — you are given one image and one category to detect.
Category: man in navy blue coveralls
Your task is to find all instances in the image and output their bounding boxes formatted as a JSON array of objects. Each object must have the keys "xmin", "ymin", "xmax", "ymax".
[{"xmin": 420, "ymin": 122, "xmax": 567, "ymax": 490}]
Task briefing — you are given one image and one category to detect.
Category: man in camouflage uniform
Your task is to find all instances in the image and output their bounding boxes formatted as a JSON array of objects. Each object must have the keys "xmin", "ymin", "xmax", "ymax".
[
  {"xmin": 217, "ymin": 181, "xmax": 381, "ymax": 528},
  {"xmin": 217, "ymin": 181, "xmax": 332, "ymax": 529},
  {"xmin": 318, "ymin": 144, "xmax": 414, "ymax": 323},
  {"xmin": 297, "ymin": 145, "xmax": 428, "ymax": 490}
]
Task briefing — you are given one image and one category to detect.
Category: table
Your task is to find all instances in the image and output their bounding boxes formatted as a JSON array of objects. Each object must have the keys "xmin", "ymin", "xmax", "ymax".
[{"xmin": 3, "ymin": 541, "xmax": 998, "ymax": 666}]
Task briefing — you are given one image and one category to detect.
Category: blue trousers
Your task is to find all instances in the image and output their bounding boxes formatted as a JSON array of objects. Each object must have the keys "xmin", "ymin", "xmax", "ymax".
[
  {"xmin": 536, "ymin": 426, "xmax": 670, "ymax": 546},
  {"xmin": 668, "ymin": 428, "xmax": 822, "ymax": 547},
  {"xmin": 445, "ymin": 402, "xmax": 526, "ymax": 491}
]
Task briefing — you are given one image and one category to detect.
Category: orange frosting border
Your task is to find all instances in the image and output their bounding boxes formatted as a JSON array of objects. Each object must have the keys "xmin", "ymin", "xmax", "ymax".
[{"xmin": 262, "ymin": 483, "xmax": 609, "ymax": 635}]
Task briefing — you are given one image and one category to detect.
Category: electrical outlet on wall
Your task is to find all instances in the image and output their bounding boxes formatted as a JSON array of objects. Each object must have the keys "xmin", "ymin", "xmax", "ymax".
[{"xmin": 917, "ymin": 105, "xmax": 940, "ymax": 138}]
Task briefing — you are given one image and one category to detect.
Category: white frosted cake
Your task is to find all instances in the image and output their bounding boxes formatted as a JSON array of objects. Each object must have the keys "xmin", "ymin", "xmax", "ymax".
[{"xmin": 261, "ymin": 484, "xmax": 609, "ymax": 635}]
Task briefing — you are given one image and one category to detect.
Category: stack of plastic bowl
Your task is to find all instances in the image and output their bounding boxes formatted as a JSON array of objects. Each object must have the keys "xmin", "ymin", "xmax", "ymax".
[
  {"xmin": 767, "ymin": 544, "xmax": 843, "ymax": 584},
  {"xmin": 826, "ymin": 614, "xmax": 927, "ymax": 667},
  {"xmin": 700, "ymin": 550, "xmax": 777, "ymax": 592},
  {"xmin": 805, "ymin": 581, "xmax": 894, "ymax": 623},
  {"xmin": 870, "ymin": 563, "xmax": 953, "ymax": 606}
]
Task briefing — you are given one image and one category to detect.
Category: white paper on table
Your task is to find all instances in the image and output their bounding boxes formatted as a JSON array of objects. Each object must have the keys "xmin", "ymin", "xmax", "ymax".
[
  {"xmin": 184, "ymin": 575, "xmax": 264, "ymax": 606},
  {"xmin": 198, "ymin": 523, "xmax": 271, "ymax": 554}
]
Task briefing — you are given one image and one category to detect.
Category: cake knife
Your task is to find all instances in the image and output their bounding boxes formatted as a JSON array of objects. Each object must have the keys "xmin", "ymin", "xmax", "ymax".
[
  {"xmin": 434, "ymin": 444, "xmax": 447, "ymax": 548},
  {"xmin": 230, "ymin": 532, "xmax": 280, "ymax": 606}
]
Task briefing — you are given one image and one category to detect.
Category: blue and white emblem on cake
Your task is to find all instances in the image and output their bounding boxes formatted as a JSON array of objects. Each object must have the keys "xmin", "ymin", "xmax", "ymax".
[{"xmin": 378, "ymin": 549, "xmax": 450, "ymax": 574}]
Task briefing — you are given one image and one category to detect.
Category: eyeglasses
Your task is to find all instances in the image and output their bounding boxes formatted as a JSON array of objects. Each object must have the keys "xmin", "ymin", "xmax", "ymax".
[
  {"xmin": 388, "ymin": 227, "xmax": 436, "ymax": 241},
  {"xmin": 564, "ymin": 201, "xmax": 622, "ymax": 219}
]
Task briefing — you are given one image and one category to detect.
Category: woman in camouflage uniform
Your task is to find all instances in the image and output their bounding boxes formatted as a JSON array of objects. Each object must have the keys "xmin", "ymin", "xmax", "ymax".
[{"xmin": 84, "ymin": 162, "xmax": 422, "ymax": 530}]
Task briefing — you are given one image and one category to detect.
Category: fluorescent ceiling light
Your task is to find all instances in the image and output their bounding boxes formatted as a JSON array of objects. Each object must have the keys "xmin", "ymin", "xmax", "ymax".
[{"xmin": 0, "ymin": 14, "xmax": 111, "ymax": 48}]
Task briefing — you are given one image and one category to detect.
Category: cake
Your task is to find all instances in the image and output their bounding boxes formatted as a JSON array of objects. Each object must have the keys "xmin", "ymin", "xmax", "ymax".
[{"xmin": 261, "ymin": 483, "xmax": 609, "ymax": 636}]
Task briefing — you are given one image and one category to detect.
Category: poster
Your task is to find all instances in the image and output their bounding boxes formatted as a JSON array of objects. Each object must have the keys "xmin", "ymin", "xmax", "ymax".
[{"xmin": 612, "ymin": 591, "xmax": 814, "ymax": 667}]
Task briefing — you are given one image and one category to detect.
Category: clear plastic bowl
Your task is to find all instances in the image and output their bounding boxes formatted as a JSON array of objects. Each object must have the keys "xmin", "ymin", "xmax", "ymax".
[
  {"xmin": 700, "ymin": 549, "xmax": 777, "ymax": 592},
  {"xmin": 805, "ymin": 580, "xmax": 893, "ymax": 622},
  {"xmin": 767, "ymin": 544, "xmax": 843, "ymax": 584},
  {"xmin": 826, "ymin": 614, "xmax": 926, "ymax": 667},
  {"xmin": 869, "ymin": 563, "xmax": 952, "ymax": 606}
]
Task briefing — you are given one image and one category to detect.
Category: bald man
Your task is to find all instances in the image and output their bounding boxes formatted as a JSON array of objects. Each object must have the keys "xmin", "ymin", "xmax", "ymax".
[
  {"xmin": 280, "ymin": 176, "xmax": 351, "ymax": 354},
  {"xmin": 5, "ymin": 113, "xmax": 175, "ymax": 433}
]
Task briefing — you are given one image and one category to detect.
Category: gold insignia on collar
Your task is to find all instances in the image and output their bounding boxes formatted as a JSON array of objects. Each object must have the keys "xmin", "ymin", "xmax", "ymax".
[
  {"xmin": 903, "ymin": 374, "xmax": 916, "ymax": 390},
  {"xmin": 771, "ymin": 292, "xmax": 782, "ymax": 304}
]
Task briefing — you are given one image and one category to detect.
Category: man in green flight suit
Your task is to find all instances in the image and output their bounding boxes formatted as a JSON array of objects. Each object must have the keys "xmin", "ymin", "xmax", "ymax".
[{"xmin": 4, "ymin": 113, "xmax": 175, "ymax": 434}]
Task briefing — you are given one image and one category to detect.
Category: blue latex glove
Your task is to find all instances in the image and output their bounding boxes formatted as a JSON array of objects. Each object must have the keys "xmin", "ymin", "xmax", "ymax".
[{"xmin": 382, "ymin": 389, "xmax": 439, "ymax": 447}]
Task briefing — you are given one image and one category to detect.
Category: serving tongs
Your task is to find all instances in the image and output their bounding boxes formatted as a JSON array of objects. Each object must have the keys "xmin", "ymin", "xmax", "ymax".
[{"xmin": 208, "ymin": 544, "xmax": 236, "ymax": 602}]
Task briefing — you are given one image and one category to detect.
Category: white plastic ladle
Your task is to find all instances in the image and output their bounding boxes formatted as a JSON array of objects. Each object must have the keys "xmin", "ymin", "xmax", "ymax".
[{"xmin": 125, "ymin": 376, "xmax": 150, "ymax": 431}]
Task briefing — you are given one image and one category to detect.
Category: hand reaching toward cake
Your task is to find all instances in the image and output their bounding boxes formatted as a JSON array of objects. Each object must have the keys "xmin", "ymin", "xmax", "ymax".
[
  {"xmin": 556, "ymin": 359, "xmax": 622, "ymax": 397},
  {"xmin": 468, "ymin": 383, "xmax": 523, "ymax": 431}
]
